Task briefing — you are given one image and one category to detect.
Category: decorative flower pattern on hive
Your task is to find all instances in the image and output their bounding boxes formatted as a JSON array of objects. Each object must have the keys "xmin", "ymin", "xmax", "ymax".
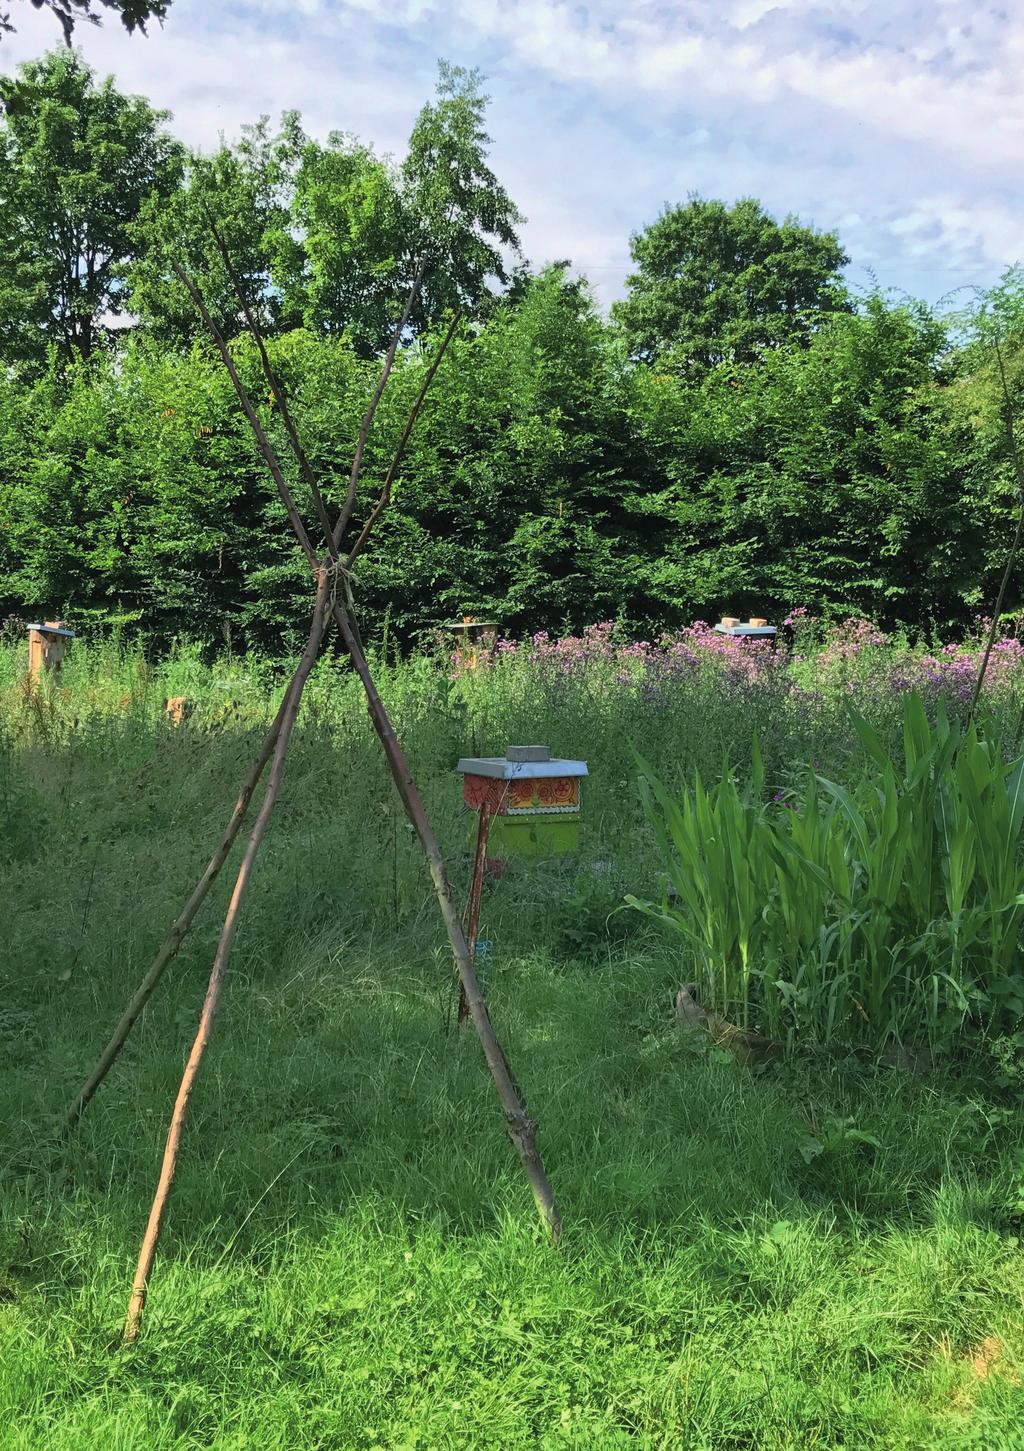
[
  {"xmin": 461, "ymin": 775, "xmax": 581, "ymax": 815},
  {"xmin": 462, "ymin": 776, "xmax": 507, "ymax": 812},
  {"xmin": 508, "ymin": 777, "xmax": 579, "ymax": 814}
]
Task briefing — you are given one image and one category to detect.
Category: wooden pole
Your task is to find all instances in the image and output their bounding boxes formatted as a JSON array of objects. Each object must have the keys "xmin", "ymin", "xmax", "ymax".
[
  {"xmin": 334, "ymin": 608, "xmax": 561, "ymax": 1244},
  {"xmin": 459, "ymin": 796, "xmax": 495, "ymax": 1024},
  {"xmin": 123, "ymin": 574, "xmax": 329, "ymax": 1343}
]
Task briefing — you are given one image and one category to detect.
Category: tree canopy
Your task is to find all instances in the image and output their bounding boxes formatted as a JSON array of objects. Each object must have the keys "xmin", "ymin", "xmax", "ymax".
[
  {"xmin": 0, "ymin": 48, "xmax": 181, "ymax": 369},
  {"xmin": 611, "ymin": 195, "xmax": 851, "ymax": 372},
  {"xmin": 0, "ymin": 0, "xmax": 169, "ymax": 44},
  {"xmin": 128, "ymin": 65, "xmax": 521, "ymax": 360},
  {"xmin": 0, "ymin": 52, "xmax": 1017, "ymax": 649}
]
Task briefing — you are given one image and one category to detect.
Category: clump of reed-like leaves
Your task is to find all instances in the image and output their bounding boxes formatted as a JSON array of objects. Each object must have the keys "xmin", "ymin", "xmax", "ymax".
[{"xmin": 631, "ymin": 693, "xmax": 1024, "ymax": 1056}]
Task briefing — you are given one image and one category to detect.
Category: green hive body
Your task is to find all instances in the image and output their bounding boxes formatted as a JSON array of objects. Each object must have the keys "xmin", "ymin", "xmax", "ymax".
[{"xmin": 481, "ymin": 814, "xmax": 580, "ymax": 857}]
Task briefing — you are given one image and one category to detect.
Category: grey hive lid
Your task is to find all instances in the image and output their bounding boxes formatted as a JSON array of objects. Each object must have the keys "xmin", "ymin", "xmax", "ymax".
[
  {"xmin": 25, "ymin": 623, "xmax": 75, "ymax": 637},
  {"xmin": 457, "ymin": 744, "xmax": 588, "ymax": 780},
  {"xmin": 713, "ymin": 623, "xmax": 776, "ymax": 637}
]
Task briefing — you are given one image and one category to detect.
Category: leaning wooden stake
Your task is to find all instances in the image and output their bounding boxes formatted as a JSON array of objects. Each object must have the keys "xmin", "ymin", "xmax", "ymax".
[
  {"xmin": 123, "ymin": 575, "xmax": 329, "ymax": 1343},
  {"xmin": 63, "ymin": 694, "xmax": 290, "ymax": 1129},
  {"xmin": 334, "ymin": 609, "xmax": 561, "ymax": 1243}
]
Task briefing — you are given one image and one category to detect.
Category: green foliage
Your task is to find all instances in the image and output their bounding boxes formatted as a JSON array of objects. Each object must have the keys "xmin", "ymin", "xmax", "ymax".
[
  {"xmin": 402, "ymin": 62, "xmax": 522, "ymax": 320},
  {"xmin": 4, "ymin": 654, "xmax": 1024, "ymax": 1445},
  {"xmin": 631, "ymin": 693, "xmax": 1024, "ymax": 1054},
  {"xmin": 0, "ymin": 47, "xmax": 1022, "ymax": 642},
  {"xmin": 0, "ymin": 0, "xmax": 170, "ymax": 44},
  {"xmin": 0, "ymin": 49, "xmax": 182, "ymax": 369},
  {"xmin": 0, "ymin": 274, "xmax": 1019, "ymax": 643},
  {"xmin": 356, "ymin": 265, "xmax": 670, "ymax": 636},
  {"xmin": 127, "ymin": 114, "xmax": 304, "ymax": 348},
  {"xmin": 612, "ymin": 195, "xmax": 851, "ymax": 371},
  {"xmin": 0, "ymin": 331, "xmax": 377, "ymax": 638},
  {"xmin": 282, "ymin": 128, "xmax": 407, "ymax": 356},
  {"xmin": 128, "ymin": 63, "xmax": 522, "ymax": 360},
  {"xmin": 628, "ymin": 292, "xmax": 970, "ymax": 626}
]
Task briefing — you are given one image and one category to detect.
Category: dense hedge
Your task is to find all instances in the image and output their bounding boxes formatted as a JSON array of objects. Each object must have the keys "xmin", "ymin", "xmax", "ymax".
[{"xmin": 0, "ymin": 270, "xmax": 1019, "ymax": 650}]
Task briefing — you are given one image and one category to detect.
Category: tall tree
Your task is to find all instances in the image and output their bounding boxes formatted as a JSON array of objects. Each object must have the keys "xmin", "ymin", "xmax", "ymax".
[
  {"xmin": 628, "ymin": 293, "xmax": 963, "ymax": 626},
  {"xmin": 0, "ymin": 49, "xmax": 182, "ymax": 369},
  {"xmin": 612, "ymin": 195, "xmax": 850, "ymax": 373},
  {"xmin": 401, "ymin": 62, "xmax": 523, "ymax": 324},
  {"xmin": 272, "ymin": 127, "xmax": 408, "ymax": 357},
  {"xmin": 128, "ymin": 120, "xmax": 300, "ymax": 349},
  {"xmin": 130, "ymin": 62, "xmax": 522, "ymax": 359},
  {"xmin": 1, "ymin": 0, "xmax": 169, "ymax": 44}
]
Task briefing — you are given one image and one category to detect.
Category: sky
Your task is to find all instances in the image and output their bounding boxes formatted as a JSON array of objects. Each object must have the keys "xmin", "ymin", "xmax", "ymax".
[{"xmin": 3, "ymin": 0, "xmax": 1021, "ymax": 310}]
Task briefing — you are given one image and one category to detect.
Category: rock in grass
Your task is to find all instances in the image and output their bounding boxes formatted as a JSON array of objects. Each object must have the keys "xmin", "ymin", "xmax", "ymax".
[{"xmin": 674, "ymin": 984, "xmax": 781, "ymax": 1065}]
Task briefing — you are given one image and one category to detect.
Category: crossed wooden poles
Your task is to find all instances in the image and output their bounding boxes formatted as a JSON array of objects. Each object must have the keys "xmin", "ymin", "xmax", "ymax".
[{"xmin": 62, "ymin": 232, "xmax": 561, "ymax": 1343}]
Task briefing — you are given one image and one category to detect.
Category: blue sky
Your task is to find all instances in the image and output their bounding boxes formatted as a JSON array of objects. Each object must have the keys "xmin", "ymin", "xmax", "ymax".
[{"xmin": 4, "ymin": 0, "xmax": 1020, "ymax": 309}]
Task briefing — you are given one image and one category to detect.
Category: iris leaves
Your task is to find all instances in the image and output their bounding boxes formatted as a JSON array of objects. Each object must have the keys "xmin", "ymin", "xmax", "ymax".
[{"xmin": 629, "ymin": 693, "xmax": 1024, "ymax": 1054}]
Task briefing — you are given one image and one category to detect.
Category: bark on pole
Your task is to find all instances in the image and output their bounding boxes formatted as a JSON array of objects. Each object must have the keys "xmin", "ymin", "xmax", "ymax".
[{"xmin": 122, "ymin": 576, "xmax": 329, "ymax": 1343}]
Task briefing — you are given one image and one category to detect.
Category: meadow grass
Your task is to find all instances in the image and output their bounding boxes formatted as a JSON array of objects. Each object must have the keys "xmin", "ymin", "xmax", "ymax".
[{"xmin": 3, "ymin": 638, "xmax": 1024, "ymax": 1447}]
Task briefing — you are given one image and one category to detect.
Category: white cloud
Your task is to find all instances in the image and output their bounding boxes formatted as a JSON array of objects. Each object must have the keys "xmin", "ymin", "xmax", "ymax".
[{"xmin": 1, "ymin": 0, "xmax": 1019, "ymax": 306}]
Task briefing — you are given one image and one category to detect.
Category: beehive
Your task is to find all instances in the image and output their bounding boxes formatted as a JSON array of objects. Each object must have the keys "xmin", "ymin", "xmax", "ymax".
[
  {"xmin": 456, "ymin": 745, "xmax": 588, "ymax": 857},
  {"xmin": 26, "ymin": 621, "xmax": 75, "ymax": 680}
]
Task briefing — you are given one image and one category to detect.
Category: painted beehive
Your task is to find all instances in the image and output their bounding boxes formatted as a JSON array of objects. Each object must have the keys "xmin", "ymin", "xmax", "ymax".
[
  {"xmin": 456, "ymin": 744, "xmax": 588, "ymax": 856},
  {"xmin": 444, "ymin": 617, "xmax": 499, "ymax": 671}
]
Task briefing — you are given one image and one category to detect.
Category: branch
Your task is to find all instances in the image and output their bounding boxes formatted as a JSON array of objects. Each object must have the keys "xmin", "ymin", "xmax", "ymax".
[
  {"xmin": 171, "ymin": 262, "xmax": 320, "ymax": 572},
  {"xmin": 332, "ymin": 255, "xmax": 427, "ymax": 551},
  {"xmin": 205, "ymin": 215, "xmax": 339, "ymax": 560},
  {"xmin": 205, "ymin": 231, "xmax": 450, "ymax": 574},
  {"xmin": 346, "ymin": 313, "xmax": 460, "ymax": 567},
  {"xmin": 970, "ymin": 330, "xmax": 1024, "ymax": 722},
  {"xmin": 63, "ymin": 691, "xmax": 292, "ymax": 1130}
]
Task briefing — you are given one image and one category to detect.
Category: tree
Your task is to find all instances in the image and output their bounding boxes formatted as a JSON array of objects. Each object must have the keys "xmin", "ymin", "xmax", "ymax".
[
  {"xmin": 352, "ymin": 266, "xmax": 668, "ymax": 638},
  {"xmin": 128, "ymin": 121, "xmax": 300, "ymax": 350},
  {"xmin": 401, "ymin": 62, "xmax": 522, "ymax": 324},
  {"xmin": 281, "ymin": 66, "xmax": 523, "ymax": 351},
  {"xmin": 940, "ymin": 269, "xmax": 1024, "ymax": 623},
  {"xmin": 629, "ymin": 293, "xmax": 966, "ymax": 627},
  {"xmin": 130, "ymin": 64, "xmax": 523, "ymax": 359},
  {"xmin": 612, "ymin": 195, "xmax": 851, "ymax": 373},
  {"xmin": 273, "ymin": 129, "xmax": 408, "ymax": 357},
  {"xmin": 0, "ymin": 49, "xmax": 182, "ymax": 369},
  {"xmin": 1, "ymin": 0, "xmax": 169, "ymax": 44}
]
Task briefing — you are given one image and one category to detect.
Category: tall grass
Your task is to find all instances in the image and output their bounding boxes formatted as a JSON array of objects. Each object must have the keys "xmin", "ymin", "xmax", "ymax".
[
  {"xmin": 5, "ymin": 634, "xmax": 1024, "ymax": 1444},
  {"xmin": 632, "ymin": 694, "xmax": 1024, "ymax": 1055}
]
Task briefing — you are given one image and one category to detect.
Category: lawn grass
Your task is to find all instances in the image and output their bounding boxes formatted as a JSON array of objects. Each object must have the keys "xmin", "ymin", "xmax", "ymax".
[{"xmin": 3, "ymin": 646, "xmax": 1024, "ymax": 1447}]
